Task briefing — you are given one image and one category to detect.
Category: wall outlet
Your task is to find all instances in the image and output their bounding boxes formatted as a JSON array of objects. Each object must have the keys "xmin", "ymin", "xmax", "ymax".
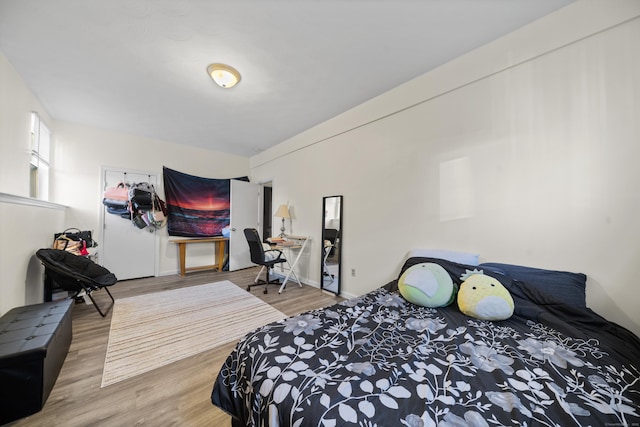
[{"xmin": 351, "ymin": 268, "xmax": 356, "ymax": 277}]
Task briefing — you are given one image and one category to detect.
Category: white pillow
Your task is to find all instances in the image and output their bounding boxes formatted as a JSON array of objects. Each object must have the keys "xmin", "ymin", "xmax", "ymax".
[
  {"xmin": 406, "ymin": 249, "xmax": 479, "ymax": 266},
  {"xmin": 262, "ymin": 243, "xmax": 280, "ymax": 261}
]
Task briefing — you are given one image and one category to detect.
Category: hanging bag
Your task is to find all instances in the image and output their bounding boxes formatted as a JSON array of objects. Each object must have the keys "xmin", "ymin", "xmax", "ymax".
[
  {"xmin": 103, "ymin": 182, "xmax": 130, "ymax": 201},
  {"xmin": 132, "ymin": 213, "xmax": 148, "ymax": 229},
  {"xmin": 129, "ymin": 182, "xmax": 154, "ymax": 212},
  {"xmin": 148, "ymin": 193, "xmax": 167, "ymax": 229},
  {"xmin": 103, "ymin": 182, "xmax": 130, "ymax": 215}
]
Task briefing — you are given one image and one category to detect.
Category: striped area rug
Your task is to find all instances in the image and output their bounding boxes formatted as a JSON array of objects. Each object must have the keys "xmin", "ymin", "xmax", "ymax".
[{"xmin": 101, "ymin": 280, "xmax": 286, "ymax": 387}]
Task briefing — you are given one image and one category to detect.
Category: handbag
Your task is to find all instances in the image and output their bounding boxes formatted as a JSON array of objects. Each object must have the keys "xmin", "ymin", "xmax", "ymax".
[
  {"xmin": 129, "ymin": 182, "xmax": 154, "ymax": 212},
  {"xmin": 103, "ymin": 182, "xmax": 130, "ymax": 201},
  {"xmin": 54, "ymin": 228, "xmax": 96, "ymax": 248},
  {"xmin": 149, "ymin": 193, "xmax": 167, "ymax": 229},
  {"xmin": 106, "ymin": 205, "xmax": 130, "ymax": 216},
  {"xmin": 157, "ymin": 197, "xmax": 168, "ymax": 216},
  {"xmin": 132, "ymin": 214, "xmax": 148, "ymax": 229},
  {"xmin": 53, "ymin": 236, "xmax": 86, "ymax": 256},
  {"xmin": 53, "ymin": 228, "xmax": 93, "ymax": 256}
]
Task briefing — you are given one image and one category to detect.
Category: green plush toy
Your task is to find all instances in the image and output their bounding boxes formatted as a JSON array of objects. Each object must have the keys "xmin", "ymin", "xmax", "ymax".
[
  {"xmin": 398, "ymin": 263, "xmax": 457, "ymax": 307},
  {"xmin": 457, "ymin": 269, "xmax": 514, "ymax": 321}
]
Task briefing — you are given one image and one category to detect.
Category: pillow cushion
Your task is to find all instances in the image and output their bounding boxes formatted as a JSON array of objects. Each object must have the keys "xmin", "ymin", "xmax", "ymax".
[
  {"xmin": 406, "ymin": 249, "xmax": 479, "ymax": 266},
  {"xmin": 398, "ymin": 262, "xmax": 457, "ymax": 307},
  {"xmin": 389, "ymin": 256, "xmax": 483, "ymax": 293},
  {"xmin": 479, "ymin": 262, "xmax": 586, "ymax": 308},
  {"xmin": 457, "ymin": 269, "xmax": 514, "ymax": 321},
  {"xmin": 262, "ymin": 243, "xmax": 280, "ymax": 261}
]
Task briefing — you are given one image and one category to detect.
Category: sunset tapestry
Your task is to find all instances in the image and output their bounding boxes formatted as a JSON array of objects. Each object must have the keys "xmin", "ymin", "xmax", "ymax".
[{"xmin": 163, "ymin": 166, "xmax": 230, "ymax": 237}]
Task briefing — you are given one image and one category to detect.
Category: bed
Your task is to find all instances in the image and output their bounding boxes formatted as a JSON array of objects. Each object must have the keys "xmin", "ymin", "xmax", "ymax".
[{"xmin": 211, "ymin": 256, "xmax": 640, "ymax": 426}]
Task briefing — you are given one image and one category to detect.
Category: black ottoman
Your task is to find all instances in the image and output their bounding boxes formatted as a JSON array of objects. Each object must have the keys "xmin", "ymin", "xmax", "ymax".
[{"xmin": 0, "ymin": 299, "xmax": 73, "ymax": 425}]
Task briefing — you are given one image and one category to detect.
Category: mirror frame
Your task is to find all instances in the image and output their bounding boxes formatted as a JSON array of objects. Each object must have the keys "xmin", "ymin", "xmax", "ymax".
[{"xmin": 321, "ymin": 195, "xmax": 342, "ymax": 295}]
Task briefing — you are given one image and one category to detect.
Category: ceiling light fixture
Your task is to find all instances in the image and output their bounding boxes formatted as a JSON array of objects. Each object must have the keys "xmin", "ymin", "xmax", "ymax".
[{"xmin": 207, "ymin": 63, "xmax": 241, "ymax": 88}]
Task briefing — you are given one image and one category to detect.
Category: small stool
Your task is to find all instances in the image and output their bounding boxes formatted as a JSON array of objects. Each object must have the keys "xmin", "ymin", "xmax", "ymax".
[{"xmin": 0, "ymin": 299, "xmax": 73, "ymax": 424}]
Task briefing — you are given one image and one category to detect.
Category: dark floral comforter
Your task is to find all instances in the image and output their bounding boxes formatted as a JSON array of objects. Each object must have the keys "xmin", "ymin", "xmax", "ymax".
[{"xmin": 212, "ymin": 284, "xmax": 640, "ymax": 427}]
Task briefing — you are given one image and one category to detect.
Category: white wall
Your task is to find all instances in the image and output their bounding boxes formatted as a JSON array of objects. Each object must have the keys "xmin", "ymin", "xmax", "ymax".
[
  {"xmin": 0, "ymin": 53, "xmax": 67, "ymax": 315},
  {"xmin": 0, "ymin": 50, "xmax": 249, "ymax": 315},
  {"xmin": 0, "ymin": 51, "xmax": 53, "ymax": 196},
  {"xmin": 53, "ymin": 122, "xmax": 249, "ymax": 277},
  {"xmin": 250, "ymin": 0, "xmax": 640, "ymax": 337},
  {"xmin": 0, "ymin": 195, "xmax": 66, "ymax": 316}
]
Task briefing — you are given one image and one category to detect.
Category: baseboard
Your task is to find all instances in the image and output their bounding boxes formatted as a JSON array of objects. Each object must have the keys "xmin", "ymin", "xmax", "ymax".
[{"xmin": 321, "ymin": 289, "xmax": 339, "ymax": 297}]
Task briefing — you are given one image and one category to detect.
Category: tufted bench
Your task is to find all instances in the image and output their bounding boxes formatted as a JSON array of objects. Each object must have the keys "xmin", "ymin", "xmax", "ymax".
[{"xmin": 0, "ymin": 299, "xmax": 73, "ymax": 425}]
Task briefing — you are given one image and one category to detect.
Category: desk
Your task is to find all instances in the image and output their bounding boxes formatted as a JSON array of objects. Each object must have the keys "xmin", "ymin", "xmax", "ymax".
[
  {"xmin": 170, "ymin": 237, "xmax": 228, "ymax": 276},
  {"xmin": 269, "ymin": 235, "xmax": 310, "ymax": 294}
]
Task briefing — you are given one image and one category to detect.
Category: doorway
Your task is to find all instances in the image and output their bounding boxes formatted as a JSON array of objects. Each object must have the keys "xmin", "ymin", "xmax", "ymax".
[{"xmin": 261, "ymin": 183, "xmax": 273, "ymax": 241}]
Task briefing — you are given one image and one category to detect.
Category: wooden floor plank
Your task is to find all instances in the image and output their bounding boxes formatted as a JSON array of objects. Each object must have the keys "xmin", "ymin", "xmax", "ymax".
[{"xmin": 9, "ymin": 267, "xmax": 342, "ymax": 427}]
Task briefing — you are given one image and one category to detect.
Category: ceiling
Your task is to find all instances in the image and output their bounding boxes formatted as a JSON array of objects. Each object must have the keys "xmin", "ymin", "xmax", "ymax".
[{"xmin": 0, "ymin": 0, "xmax": 575, "ymax": 157}]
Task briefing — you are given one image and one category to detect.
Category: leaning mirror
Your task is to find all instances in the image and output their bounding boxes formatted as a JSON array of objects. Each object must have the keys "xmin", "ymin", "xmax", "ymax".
[{"xmin": 321, "ymin": 195, "xmax": 342, "ymax": 295}]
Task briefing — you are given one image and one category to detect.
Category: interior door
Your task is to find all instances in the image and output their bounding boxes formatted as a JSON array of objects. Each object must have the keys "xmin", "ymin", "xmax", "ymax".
[
  {"xmin": 228, "ymin": 180, "xmax": 259, "ymax": 271},
  {"xmin": 101, "ymin": 169, "xmax": 156, "ymax": 280}
]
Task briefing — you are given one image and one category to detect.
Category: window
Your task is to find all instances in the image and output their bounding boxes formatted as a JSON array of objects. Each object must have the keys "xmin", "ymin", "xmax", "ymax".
[{"xmin": 30, "ymin": 112, "xmax": 51, "ymax": 200}]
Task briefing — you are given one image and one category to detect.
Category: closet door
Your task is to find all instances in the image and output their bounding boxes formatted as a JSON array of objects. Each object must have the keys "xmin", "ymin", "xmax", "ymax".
[
  {"xmin": 228, "ymin": 180, "xmax": 259, "ymax": 271},
  {"xmin": 101, "ymin": 169, "xmax": 156, "ymax": 280}
]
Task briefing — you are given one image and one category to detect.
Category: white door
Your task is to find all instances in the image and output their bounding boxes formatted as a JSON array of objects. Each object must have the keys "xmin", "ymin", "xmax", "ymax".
[
  {"xmin": 228, "ymin": 180, "xmax": 259, "ymax": 271},
  {"xmin": 101, "ymin": 169, "xmax": 156, "ymax": 280}
]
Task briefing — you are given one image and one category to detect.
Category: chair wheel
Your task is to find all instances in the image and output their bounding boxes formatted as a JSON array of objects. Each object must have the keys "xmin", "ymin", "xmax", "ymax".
[
  {"xmin": 246, "ymin": 286, "xmax": 250, "ymax": 291},
  {"xmin": 263, "ymin": 289, "xmax": 268, "ymax": 294}
]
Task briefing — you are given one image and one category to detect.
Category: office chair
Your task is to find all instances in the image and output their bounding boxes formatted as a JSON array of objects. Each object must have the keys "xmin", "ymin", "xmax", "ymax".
[
  {"xmin": 244, "ymin": 228, "xmax": 287, "ymax": 294},
  {"xmin": 36, "ymin": 248, "xmax": 118, "ymax": 317},
  {"xmin": 323, "ymin": 228, "xmax": 339, "ymax": 258},
  {"xmin": 322, "ymin": 240, "xmax": 335, "ymax": 281}
]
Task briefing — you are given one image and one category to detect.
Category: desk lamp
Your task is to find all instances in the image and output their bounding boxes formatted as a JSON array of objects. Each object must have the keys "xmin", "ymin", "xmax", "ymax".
[{"xmin": 274, "ymin": 204, "xmax": 290, "ymax": 237}]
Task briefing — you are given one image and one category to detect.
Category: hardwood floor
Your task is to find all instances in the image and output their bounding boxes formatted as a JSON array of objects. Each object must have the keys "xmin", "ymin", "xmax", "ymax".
[{"xmin": 8, "ymin": 268, "xmax": 342, "ymax": 427}]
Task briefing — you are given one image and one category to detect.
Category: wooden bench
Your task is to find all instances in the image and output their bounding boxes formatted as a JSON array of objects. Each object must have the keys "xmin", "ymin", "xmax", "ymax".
[
  {"xmin": 170, "ymin": 237, "xmax": 229, "ymax": 276},
  {"xmin": 0, "ymin": 299, "xmax": 73, "ymax": 424}
]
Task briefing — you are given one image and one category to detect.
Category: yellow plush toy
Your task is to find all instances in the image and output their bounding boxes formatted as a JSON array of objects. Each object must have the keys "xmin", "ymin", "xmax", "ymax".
[{"xmin": 457, "ymin": 269, "xmax": 514, "ymax": 321}]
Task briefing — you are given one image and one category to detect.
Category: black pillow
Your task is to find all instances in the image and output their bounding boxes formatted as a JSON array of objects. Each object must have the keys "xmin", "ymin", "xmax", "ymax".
[{"xmin": 479, "ymin": 262, "xmax": 586, "ymax": 308}]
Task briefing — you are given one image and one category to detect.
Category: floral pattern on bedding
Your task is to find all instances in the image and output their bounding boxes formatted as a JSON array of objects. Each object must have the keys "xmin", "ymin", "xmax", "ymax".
[{"xmin": 212, "ymin": 288, "xmax": 640, "ymax": 427}]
